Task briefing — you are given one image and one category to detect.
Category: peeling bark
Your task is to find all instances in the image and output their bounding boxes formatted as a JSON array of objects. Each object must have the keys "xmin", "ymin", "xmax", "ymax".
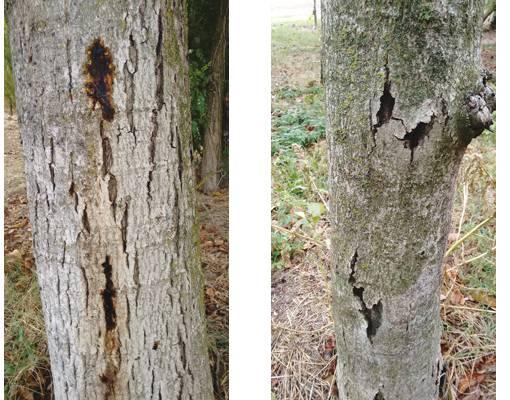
[
  {"xmin": 8, "ymin": 1, "xmax": 213, "ymax": 398},
  {"xmin": 322, "ymin": 1, "xmax": 492, "ymax": 399}
]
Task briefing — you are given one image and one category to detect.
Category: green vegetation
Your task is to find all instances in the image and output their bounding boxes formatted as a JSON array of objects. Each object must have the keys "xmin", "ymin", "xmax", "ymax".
[{"xmin": 272, "ymin": 85, "xmax": 325, "ymax": 155}]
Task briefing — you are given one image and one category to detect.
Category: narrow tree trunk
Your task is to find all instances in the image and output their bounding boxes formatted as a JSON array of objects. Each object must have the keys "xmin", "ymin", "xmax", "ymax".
[
  {"xmin": 313, "ymin": 0, "xmax": 318, "ymax": 30},
  {"xmin": 200, "ymin": 0, "xmax": 228, "ymax": 194},
  {"xmin": 322, "ymin": 2, "xmax": 493, "ymax": 399},
  {"xmin": 8, "ymin": 1, "xmax": 213, "ymax": 398}
]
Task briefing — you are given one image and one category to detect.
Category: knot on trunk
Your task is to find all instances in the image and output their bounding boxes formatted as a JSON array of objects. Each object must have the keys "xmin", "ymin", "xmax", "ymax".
[{"xmin": 463, "ymin": 78, "xmax": 495, "ymax": 142}]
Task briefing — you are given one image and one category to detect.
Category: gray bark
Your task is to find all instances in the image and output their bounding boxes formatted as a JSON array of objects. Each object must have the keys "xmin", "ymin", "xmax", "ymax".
[
  {"xmin": 7, "ymin": 1, "xmax": 213, "ymax": 399},
  {"xmin": 200, "ymin": 0, "xmax": 228, "ymax": 194},
  {"xmin": 322, "ymin": 1, "xmax": 492, "ymax": 399}
]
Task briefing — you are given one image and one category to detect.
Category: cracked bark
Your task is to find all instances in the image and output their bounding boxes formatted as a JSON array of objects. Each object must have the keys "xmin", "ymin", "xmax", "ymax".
[
  {"xmin": 322, "ymin": 1, "xmax": 492, "ymax": 399},
  {"xmin": 8, "ymin": 1, "xmax": 213, "ymax": 399}
]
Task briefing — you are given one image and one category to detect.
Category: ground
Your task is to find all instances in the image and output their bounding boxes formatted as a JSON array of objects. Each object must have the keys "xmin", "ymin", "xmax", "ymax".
[
  {"xmin": 271, "ymin": 21, "xmax": 496, "ymax": 400},
  {"xmin": 4, "ymin": 114, "xmax": 229, "ymax": 399}
]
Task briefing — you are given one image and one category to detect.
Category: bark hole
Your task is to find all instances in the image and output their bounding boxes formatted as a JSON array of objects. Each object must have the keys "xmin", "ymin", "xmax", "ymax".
[
  {"xmin": 374, "ymin": 390, "xmax": 385, "ymax": 400},
  {"xmin": 352, "ymin": 287, "xmax": 383, "ymax": 343},
  {"xmin": 399, "ymin": 116, "xmax": 436, "ymax": 163},
  {"xmin": 375, "ymin": 81, "xmax": 394, "ymax": 128},
  {"xmin": 152, "ymin": 341, "xmax": 160, "ymax": 350},
  {"xmin": 372, "ymin": 63, "xmax": 394, "ymax": 134},
  {"xmin": 101, "ymin": 256, "xmax": 117, "ymax": 331},
  {"xmin": 84, "ymin": 38, "xmax": 116, "ymax": 121}
]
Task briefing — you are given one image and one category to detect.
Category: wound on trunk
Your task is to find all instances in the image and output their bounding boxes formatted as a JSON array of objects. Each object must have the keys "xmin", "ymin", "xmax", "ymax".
[
  {"xmin": 101, "ymin": 256, "xmax": 117, "ymax": 330},
  {"xmin": 352, "ymin": 286, "xmax": 383, "ymax": 343},
  {"xmin": 84, "ymin": 38, "xmax": 116, "ymax": 121}
]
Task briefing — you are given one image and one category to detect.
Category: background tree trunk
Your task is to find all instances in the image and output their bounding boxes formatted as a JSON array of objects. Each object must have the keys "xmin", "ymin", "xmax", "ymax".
[
  {"xmin": 200, "ymin": 0, "xmax": 228, "ymax": 194},
  {"xmin": 322, "ymin": 1, "xmax": 492, "ymax": 399},
  {"xmin": 313, "ymin": 0, "xmax": 318, "ymax": 30},
  {"xmin": 8, "ymin": 1, "xmax": 213, "ymax": 398}
]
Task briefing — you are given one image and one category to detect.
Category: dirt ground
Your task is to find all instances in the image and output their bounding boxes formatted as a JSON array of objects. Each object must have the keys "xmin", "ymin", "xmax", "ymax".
[{"xmin": 3, "ymin": 113, "xmax": 229, "ymax": 398}]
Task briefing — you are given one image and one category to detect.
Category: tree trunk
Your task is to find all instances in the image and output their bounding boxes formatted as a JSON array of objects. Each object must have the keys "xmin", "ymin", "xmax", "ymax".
[
  {"xmin": 200, "ymin": 0, "xmax": 228, "ymax": 194},
  {"xmin": 313, "ymin": 0, "xmax": 318, "ymax": 30},
  {"xmin": 322, "ymin": 1, "xmax": 493, "ymax": 399},
  {"xmin": 8, "ymin": 1, "xmax": 214, "ymax": 398}
]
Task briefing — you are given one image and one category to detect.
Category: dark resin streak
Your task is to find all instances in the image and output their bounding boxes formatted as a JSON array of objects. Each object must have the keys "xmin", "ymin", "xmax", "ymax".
[{"xmin": 84, "ymin": 38, "xmax": 116, "ymax": 121}]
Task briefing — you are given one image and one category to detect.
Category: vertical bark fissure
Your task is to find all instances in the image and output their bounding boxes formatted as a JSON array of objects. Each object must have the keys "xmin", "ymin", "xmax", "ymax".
[
  {"xmin": 348, "ymin": 249, "xmax": 358, "ymax": 284},
  {"xmin": 101, "ymin": 256, "xmax": 117, "ymax": 331},
  {"xmin": 370, "ymin": 61, "xmax": 394, "ymax": 146},
  {"xmin": 49, "ymin": 137, "xmax": 56, "ymax": 191},
  {"xmin": 82, "ymin": 205, "xmax": 91, "ymax": 234},
  {"xmin": 100, "ymin": 255, "xmax": 120, "ymax": 399},
  {"xmin": 65, "ymin": 38, "xmax": 73, "ymax": 102},
  {"xmin": 124, "ymin": 33, "xmax": 138, "ymax": 142},
  {"xmin": 147, "ymin": 9, "xmax": 165, "ymax": 204}
]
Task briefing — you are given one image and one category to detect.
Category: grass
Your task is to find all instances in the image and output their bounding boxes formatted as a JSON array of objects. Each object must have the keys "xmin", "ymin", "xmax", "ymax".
[
  {"xmin": 271, "ymin": 21, "xmax": 496, "ymax": 400},
  {"xmin": 4, "ymin": 254, "xmax": 51, "ymax": 399}
]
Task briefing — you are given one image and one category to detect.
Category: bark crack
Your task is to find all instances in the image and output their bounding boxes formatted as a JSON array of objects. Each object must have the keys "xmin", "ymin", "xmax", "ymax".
[
  {"xmin": 395, "ymin": 115, "xmax": 436, "ymax": 163},
  {"xmin": 347, "ymin": 251, "xmax": 383, "ymax": 344},
  {"xmin": 101, "ymin": 256, "xmax": 117, "ymax": 331},
  {"xmin": 371, "ymin": 62, "xmax": 394, "ymax": 140},
  {"xmin": 65, "ymin": 38, "xmax": 73, "ymax": 102},
  {"xmin": 352, "ymin": 287, "xmax": 383, "ymax": 344},
  {"xmin": 100, "ymin": 256, "xmax": 120, "ymax": 398},
  {"xmin": 147, "ymin": 11, "xmax": 165, "ymax": 204},
  {"xmin": 82, "ymin": 205, "xmax": 91, "ymax": 234},
  {"xmin": 123, "ymin": 33, "xmax": 138, "ymax": 142},
  {"xmin": 348, "ymin": 249, "xmax": 358, "ymax": 284},
  {"xmin": 49, "ymin": 137, "xmax": 56, "ymax": 192}
]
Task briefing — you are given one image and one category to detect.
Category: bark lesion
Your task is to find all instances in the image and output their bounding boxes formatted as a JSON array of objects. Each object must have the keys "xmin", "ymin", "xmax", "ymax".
[
  {"xmin": 371, "ymin": 63, "xmax": 395, "ymax": 142},
  {"xmin": 100, "ymin": 256, "xmax": 120, "ymax": 398},
  {"xmin": 101, "ymin": 256, "xmax": 117, "ymax": 331},
  {"xmin": 396, "ymin": 115, "xmax": 436, "ymax": 163},
  {"xmin": 347, "ymin": 250, "xmax": 383, "ymax": 343}
]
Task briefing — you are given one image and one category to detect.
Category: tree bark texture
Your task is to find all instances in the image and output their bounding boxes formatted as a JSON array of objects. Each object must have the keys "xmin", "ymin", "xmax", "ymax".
[
  {"xmin": 200, "ymin": 0, "xmax": 228, "ymax": 194},
  {"xmin": 322, "ymin": 1, "xmax": 492, "ymax": 399},
  {"xmin": 8, "ymin": 1, "xmax": 214, "ymax": 398}
]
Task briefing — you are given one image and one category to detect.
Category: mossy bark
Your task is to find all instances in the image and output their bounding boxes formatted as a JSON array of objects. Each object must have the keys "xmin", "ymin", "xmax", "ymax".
[
  {"xmin": 8, "ymin": 0, "xmax": 213, "ymax": 398},
  {"xmin": 322, "ymin": 1, "xmax": 492, "ymax": 399}
]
